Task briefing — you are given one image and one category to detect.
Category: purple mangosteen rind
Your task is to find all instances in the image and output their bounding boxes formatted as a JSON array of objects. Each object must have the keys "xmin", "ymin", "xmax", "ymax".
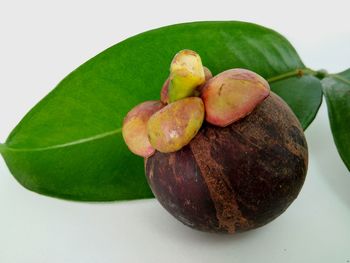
[{"xmin": 145, "ymin": 92, "xmax": 308, "ymax": 234}]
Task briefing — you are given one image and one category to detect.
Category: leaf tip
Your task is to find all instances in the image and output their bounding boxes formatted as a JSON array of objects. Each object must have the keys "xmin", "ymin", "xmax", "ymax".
[{"xmin": 0, "ymin": 143, "xmax": 6, "ymax": 154}]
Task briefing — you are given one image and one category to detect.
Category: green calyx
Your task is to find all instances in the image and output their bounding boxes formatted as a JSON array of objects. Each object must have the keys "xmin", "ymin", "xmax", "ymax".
[{"xmin": 168, "ymin": 50, "xmax": 206, "ymax": 102}]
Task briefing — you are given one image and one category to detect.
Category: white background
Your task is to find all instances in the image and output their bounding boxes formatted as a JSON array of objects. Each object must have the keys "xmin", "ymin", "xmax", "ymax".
[{"xmin": 1, "ymin": 0, "xmax": 350, "ymax": 262}]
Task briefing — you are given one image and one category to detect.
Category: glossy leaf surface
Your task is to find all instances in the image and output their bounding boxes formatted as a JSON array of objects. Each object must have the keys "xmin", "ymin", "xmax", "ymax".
[
  {"xmin": 322, "ymin": 69, "xmax": 350, "ymax": 171},
  {"xmin": 0, "ymin": 21, "xmax": 322, "ymax": 201}
]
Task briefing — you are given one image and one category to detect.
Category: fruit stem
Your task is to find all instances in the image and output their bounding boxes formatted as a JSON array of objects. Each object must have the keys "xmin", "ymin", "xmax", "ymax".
[{"xmin": 267, "ymin": 68, "xmax": 329, "ymax": 83}]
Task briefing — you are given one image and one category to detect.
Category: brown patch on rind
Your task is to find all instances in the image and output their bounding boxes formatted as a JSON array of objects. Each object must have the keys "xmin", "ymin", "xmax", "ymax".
[
  {"xmin": 267, "ymin": 94, "xmax": 308, "ymax": 169},
  {"xmin": 214, "ymin": 93, "xmax": 308, "ymax": 227},
  {"xmin": 145, "ymin": 147, "xmax": 221, "ymax": 232},
  {"xmin": 190, "ymin": 130, "xmax": 253, "ymax": 233}
]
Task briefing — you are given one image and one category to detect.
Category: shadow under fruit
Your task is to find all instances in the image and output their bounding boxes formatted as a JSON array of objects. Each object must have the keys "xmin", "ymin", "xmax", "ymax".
[{"xmin": 145, "ymin": 93, "xmax": 308, "ymax": 234}]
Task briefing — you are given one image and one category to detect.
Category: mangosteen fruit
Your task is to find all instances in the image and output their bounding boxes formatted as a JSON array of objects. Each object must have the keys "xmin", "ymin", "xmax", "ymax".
[
  {"xmin": 122, "ymin": 49, "xmax": 308, "ymax": 234},
  {"xmin": 145, "ymin": 92, "xmax": 307, "ymax": 233}
]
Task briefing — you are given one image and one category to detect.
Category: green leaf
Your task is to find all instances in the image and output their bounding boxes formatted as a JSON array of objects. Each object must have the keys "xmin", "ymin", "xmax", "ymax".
[
  {"xmin": 0, "ymin": 21, "xmax": 322, "ymax": 201},
  {"xmin": 269, "ymin": 74, "xmax": 323, "ymax": 129},
  {"xmin": 322, "ymin": 69, "xmax": 350, "ymax": 171}
]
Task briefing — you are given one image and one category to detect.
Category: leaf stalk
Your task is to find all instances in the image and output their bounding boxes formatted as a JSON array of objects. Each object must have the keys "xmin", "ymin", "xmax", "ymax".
[{"xmin": 267, "ymin": 68, "xmax": 328, "ymax": 83}]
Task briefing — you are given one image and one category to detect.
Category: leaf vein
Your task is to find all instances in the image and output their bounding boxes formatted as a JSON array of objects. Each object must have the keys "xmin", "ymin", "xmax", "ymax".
[
  {"xmin": 2, "ymin": 128, "xmax": 122, "ymax": 153},
  {"xmin": 329, "ymin": 74, "xmax": 350, "ymax": 86}
]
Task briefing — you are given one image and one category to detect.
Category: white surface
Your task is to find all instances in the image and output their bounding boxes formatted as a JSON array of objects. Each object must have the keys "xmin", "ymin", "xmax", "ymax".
[{"xmin": 1, "ymin": 1, "xmax": 350, "ymax": 262}]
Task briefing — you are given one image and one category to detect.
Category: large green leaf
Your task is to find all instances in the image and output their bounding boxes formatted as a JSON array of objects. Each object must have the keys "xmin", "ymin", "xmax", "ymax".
[
  {"xmin": 0, "ymin": 21, "xmax": 322, "ymax": 201},
  {"xmin": 322, "ymin": 69, "xmax": 350, "ymax": 171}
]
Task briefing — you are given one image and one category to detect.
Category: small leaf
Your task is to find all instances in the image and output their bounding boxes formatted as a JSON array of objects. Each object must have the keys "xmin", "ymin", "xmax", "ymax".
[
  {"xmin": 0, "ymin": 21, "xmax": 322, "ymax": 201},
  {"xmin": 322, "ymin": 69, "xmax": 350, "ymax": 171}
]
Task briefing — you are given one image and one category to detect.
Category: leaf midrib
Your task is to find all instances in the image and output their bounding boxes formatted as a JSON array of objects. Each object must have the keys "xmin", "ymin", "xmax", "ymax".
[
  {"xmin": 2, "ymin": 128, "xmax": 121, "ymax": 153},
  {"xmin": 0, "ymin": 68, "xmax": 319, "ymax": 154},
  {"xmin": 328, "ymin": 74, "xmax": 350, "ymax": 86}
]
